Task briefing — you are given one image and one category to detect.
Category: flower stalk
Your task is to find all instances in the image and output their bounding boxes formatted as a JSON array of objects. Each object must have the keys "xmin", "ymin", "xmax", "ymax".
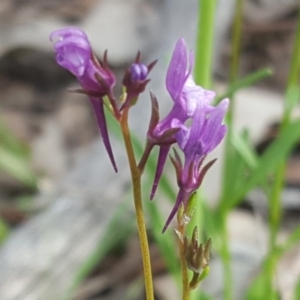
[
  {"xmin": 176, "ymin": 207, "xmax": 190, "ymax": 300},
  {"xmin": 120, "ymin": 107, "xmax": 154, "ymax": 300},
  {"xmin": 176, "ymin": 205, "xmax": 212, "ymax": 299}
]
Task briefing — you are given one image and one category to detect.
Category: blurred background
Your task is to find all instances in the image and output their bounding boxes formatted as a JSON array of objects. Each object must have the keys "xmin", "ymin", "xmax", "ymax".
[{"xmin": 0, "ymin": 0, "xmax": 299, "ymax": 299}]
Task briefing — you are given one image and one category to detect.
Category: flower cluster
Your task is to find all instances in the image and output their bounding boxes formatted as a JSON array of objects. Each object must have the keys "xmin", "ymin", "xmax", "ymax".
[
  {"xmin": 50, "ymin": 28, "xmax": 228, "ymax": 232},
  {"xmin": 147, "ymin": 39, "xmax": 228, "ymax": 231},
  {"xmin": 50, "ymin": 28, "xmax": 154, "ymax": 173},
  {"xmin": 50, "ymin": 28, "xmax": 118, "ymax": 171}
]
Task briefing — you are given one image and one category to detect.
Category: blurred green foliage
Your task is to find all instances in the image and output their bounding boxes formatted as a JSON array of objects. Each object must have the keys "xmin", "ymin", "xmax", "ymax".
[
  {"xmin": 0, "ymin": 120, "xmax": 37, "ymax": 188},
  {"xmin": 0, "ymin": 119, "xmax": 38, "ymax": 243}
]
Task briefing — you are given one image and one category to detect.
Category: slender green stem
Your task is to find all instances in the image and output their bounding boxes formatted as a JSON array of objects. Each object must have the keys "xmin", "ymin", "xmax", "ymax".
[
  {"xmin": 177, "ymin": 219, "xmax": 190, "ymax": 300},
  {"xmin": 230, "ymin": 0, "xmax": 244, "ymax": 83},
  {"xmin": 283, "ymin": 10, "xmax": 300, "ymax": 125},
  {"xmin": 192, "ymin": 0, "xmax": 216, "ymax": 271},
  {"xmin": 263, "ymin": 253, "xmax": 278, "ymax": 300},
  {"xmin": 214, "ymin": 68, "xmax": 272, "ymax": 104},
  {"xmin": 268, "ymin": 164, "xmax": 284, "ymax": 249},
  {"xmin": 219, "ymin": 213, "xmax": 233, "ymax": 300},
  {"xmin": 0, "ymin": 218, "xmax": 8, "ymax": 244},
  {"xmin": 227, "ymin": 0, "xmax": 244, "ymax": 125},
  {"xmin": 193, "ymin": 0, "xmax": 217, "ymax": 234},
  {"xmin": 179, "ymin": 242, "xmax": 189, "ymax": 300},
  {"xmin": 218, "ymin": 2, "xmax": 244, "ymax": 299},
  {"xmin": 120, "ymin": 107, "xmax": 154, "ymax": 300},
  {"xmin": 194, "ymin": 0, "xmax": 217, "ymax": 88},
  {"xmin": 264, "ymin": 10, "xmax": 300, "ymax": 298}
]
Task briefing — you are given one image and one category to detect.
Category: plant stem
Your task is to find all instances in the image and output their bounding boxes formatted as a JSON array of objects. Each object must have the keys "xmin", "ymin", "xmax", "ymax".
[
  {"xmin": 220, "ymin": 213, "xmax": 233, "ymax": 300},
  {"xmin": 265, "ymin": 9, "xmax": 300, "ymax": 298},
  {"xmin": 227, "ymin": 0, "xmax": 244, "ymax": 124},
  {"xmin": 218, "ymin": 2, "xmax": 244, "ymax": 299},
  {"xmin": 284, "ymin": 9, "xmax": 300, "ymax": 125},
  {"xmin": 192, "ymin": 0, "xmax": 216, "ymax": 277},
  {"xmin": 0, "ymin": 218, "xmax": 8, "ymax": 244},
  {"xmin": 177, "ymin": 219, "xmax": 190, "ymax": 300},
  {"xmin": 120, "ymin": 107, "xmax": 154, "ymax": 300},
  {"xmin": 194, "ymin": 0, "xmax": 217, "ymax": 88}
]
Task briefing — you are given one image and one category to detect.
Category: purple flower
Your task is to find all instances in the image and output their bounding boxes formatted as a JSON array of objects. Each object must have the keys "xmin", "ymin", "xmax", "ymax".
[
  {"xmin": 162, "ymin": 98, "xmax": 228, "ymax": 232},
  {"xmin": 50, "ymin": 27, "xmax": 117, "ymax": 172},
  {"xmin": 142, "ymin": 38, "xmax": 228, "ymax": 231},
  {"xmin": 148, "ymin": 38, "xmax": 224, "ymax": 200},
  {"xmin": 146, "ymin": 39, "xmax": 192, "ymax": 198},
  {"xmin": 50, "ymin": 28, "xmax": 115, "ymax": 93}
]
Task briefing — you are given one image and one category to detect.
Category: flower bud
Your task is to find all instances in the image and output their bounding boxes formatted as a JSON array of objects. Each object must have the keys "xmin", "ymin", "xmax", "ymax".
[
  {"xmin": 130, "ymin": 63, "xmax": 148, "ymax": 81},
  {"xmin": 184, "ymin": 228, "xmax": 211, "ymax": 274},
  {"xmin": 121, "ymin": 52, "xmax": 156, "ymax": 110}
]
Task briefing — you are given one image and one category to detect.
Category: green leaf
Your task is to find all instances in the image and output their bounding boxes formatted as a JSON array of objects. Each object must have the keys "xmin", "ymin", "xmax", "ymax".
[
  {"xmin": 0, "ymin": 218, "xmax": 9, "ymax": 244},
  {"xmin": 191, "ymin": 289, "xmax": 213, "ymax": 300},
  {"xmin": 230, "ymin": 119, "xmax": 300, "ymax": 208},
  {"xmin": 219, "ymin": 130, "xmax": 253, "ymax": 212},
  {"xmin": 230, "ymin": 130, "xmax": 258, "ymax": 169},
  {"xmin": 0, "ymin": 121, "xmax": 30, "ymax": 157},
  {"xmin": 294, "ymin": 275, "xmax": 300, "ymax": 300},
  {"xmin": 0, "ymin": 146, "xmax": 37, "ymax": 188},
  {"xmin": 215, "ymin": 68, "xmax": 273, "ymax": 104},
  {"xmin": 278, "ymin": 226, "xmax": 300, "ymax": 258},
  {"xmin": 245, "ymin": 271, "xmax": 280, "ymax": 300}
]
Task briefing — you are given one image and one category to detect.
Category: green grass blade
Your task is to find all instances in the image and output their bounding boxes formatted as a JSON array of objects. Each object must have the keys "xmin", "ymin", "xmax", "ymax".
[
  {"xmin": 0, "ymin": 218, "xmax": 9, "ymax": 243},
  {"xmin": 232, "ymin": 119, "xmax": 300, "ymax": 208},
  {"xmin": 230, "ymin": 130, "xmax": 258, "ymax": 169},
  {"xmin": 215, "ymin": 68, "xmax": 272, "ymax": 104},
  {"xmin": 294, "ymin": 276, "xmax": 300, "ymax": 300},
  {"xmin": 0, "ymin": 146, "xmax": 37, "ymax": 188}
]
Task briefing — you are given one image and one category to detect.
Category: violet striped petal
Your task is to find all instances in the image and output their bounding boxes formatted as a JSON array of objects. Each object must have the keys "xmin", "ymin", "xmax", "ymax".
[
  {"xmin": 166, "ymin": 38, "xmax": 188, "ymax": 101},
  {"xmin": 90, "ymin": 97, "xmax": 117, "ymax": 172}
]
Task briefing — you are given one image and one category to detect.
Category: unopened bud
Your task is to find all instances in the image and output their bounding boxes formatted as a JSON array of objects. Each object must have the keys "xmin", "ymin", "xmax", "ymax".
[
  {"xmin": 184, "ymin": 228, "xmax": 212, "ymax": 274},
  {"xmin": 130, "ymin": 63, "xmax": 148, "ymax": 81}
]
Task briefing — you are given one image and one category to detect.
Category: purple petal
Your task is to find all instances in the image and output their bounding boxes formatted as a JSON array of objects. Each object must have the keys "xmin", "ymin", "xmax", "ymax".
[
  {"xmin": 90, "ymin": 97, "xmax": 118, "ymax": 172},
  {"xmin": 50, "ymin": 27, "xmax": 87, "ymax": 41},
  {"xmin": 174, "ymin": 122, "xmax": 189, "ymax": 150},
  {"xmin": 162, "ymin": 189, "xmax": 186, "ymax": 233},
  {"xmin": 150, "ymin": 145, "xmax": 171, "ymax": 200},
  {"xmin": 201, "ymin": 99, "xmax": 228, "ymax": 153},
  {"xmin": 153, "ymin": 103, "xmax": 187, "ymax": 139},
  {"xmin": 204, "ymin": 90, "xmax": 216, "ymax": 103},
  {"xmin": 56, "ymin": 48, "xmax": 89, "ymax": 77},
  {"xmin": 183, "ymin": 99, "xmax": 206, "ymax": 154},
  {"xmin": 206, "ymin": 125, "xmax": 227, "ymax": 154},
  {"xmin": 53, "ymin": 36, "xmax": 90, "ymax": 52},
  {"xmin": 51, "ymin": 32, "xmax": 91, "ymax": 78},
  {"xmin": 166, "ymin": 39, "xmax": 188, "ymax": 101}
]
